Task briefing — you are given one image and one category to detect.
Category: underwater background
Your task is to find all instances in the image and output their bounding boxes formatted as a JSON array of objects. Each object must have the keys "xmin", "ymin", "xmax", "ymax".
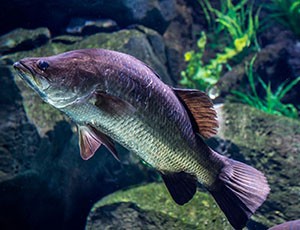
[{"xmin": 0, "ymin": 0, "xmax": 299, "ymax": 229}]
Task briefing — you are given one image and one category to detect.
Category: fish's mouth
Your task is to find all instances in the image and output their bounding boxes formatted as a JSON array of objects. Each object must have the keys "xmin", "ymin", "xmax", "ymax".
[
  {"xmin": 14, "ymin": 61, "xmax": 38, "ymax": 88},
  {"xmin": 13, "ymin": 61, "xmax": 49, "ymax": 99}
]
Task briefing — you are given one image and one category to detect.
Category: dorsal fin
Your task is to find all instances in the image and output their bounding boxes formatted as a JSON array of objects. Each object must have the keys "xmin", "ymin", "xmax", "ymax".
[{"xmin": 173, "ymin": 88, "xmax": 218, "ymax": 138}]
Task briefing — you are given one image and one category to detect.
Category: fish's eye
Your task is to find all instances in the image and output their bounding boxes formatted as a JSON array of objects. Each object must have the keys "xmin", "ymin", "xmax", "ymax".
[{"xmin": 37, "ymin": 60, "xmax": 49, "ymax": 71}]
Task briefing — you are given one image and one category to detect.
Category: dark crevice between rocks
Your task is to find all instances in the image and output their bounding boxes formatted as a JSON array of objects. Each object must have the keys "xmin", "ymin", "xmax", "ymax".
[{"xmin": 1, "ymin": 35, "xmax": 50, "ymax": 55}]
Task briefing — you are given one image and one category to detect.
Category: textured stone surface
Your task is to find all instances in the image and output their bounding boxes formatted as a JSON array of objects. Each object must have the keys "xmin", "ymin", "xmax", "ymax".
[
  {"xmin": 86, "ymin": 202, "xmax": 196, "ymax": 230},
  {"xmin": 66, "ymin": 18, "xmax": 118, "ymax": 35},
  {"xmin": 86, "ymin": 183, "xmax": 233, "ymax": 230},
  {"xmin": 216, "ymin": 103, "xmax": 300, "ymax": 227},
  {"xmin": 213, "ymin": 30, "xmax": 300, "ymax": 106},
  {"xmin": 163, "ymin": 0, "xmax": 195, "ymax": 85},
  {"xmin": 0, "ymin": 63, "xmax": 40, "ymax": 182},
  {"xmin": 0, "ymin": 28, "xmax": 50, "ymax": 54},
  {"xmin": 0, "ymin": 0, "xmax": 176, "ymax": 35}
]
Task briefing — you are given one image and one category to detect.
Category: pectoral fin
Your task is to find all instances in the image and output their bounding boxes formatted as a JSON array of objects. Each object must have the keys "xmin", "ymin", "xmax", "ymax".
[
  {"xmin": 160, "ymin": 171, "xmax": 197, "ymax": 205},
  {"xmin": 78, "ymin": 125, "xmax": 119, "ymax": 161},
  {"xmin": 173, "ymin": 88, "xmax": 218, "ymax": 138}
]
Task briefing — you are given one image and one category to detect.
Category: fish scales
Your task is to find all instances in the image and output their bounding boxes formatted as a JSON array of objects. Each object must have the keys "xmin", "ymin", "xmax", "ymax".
[{"xmin": 62, "ymin": 92, "xmax": 216, "ymax": 185}]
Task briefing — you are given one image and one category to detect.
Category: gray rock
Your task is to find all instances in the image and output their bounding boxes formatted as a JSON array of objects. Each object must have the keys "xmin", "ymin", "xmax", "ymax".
[
  {"xmin": 135, "ymin": 25, "xmax": 167, "ymax": 65},
  {"xmin": 0, "ymin": 64, "xmax": 40, "ymax": 182},
  {"xmin": 288, "ymin": 41, "xmax": 300, "ymax": 78},
  {"xmin": 86, "ymin": 183, "xmax": 233, "ymax": 229},
  {"xmin": 1, "ymin": 0, "xmax": 176, "ymax": 35},
  {"xmin": 51, "ymin": 35, "xmax": 83, "ymax": 44},
  {"xmin": 215, "ymin": 103, "xmax": 300, "ymax": 227},
  {"xmin": 0, "ymin": 27, "xmax": 50, "ymax": 54},
  {"xmin": 66, "ymin": 18, "xmax": 118, "ymax": 35},
  {"xmin": 163, "ymin": 1, "xmax": 195, "ymax": 85},
  {"xmin": 86, "ymin": 202, "xmax": 196, "ymax": 230},
  {"xmin": 213, "ymin": 30, "xmax": 298, "ymax": 102}
]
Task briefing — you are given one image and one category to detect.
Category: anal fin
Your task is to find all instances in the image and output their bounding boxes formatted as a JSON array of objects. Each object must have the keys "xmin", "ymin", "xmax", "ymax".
[{"xmin": 160, "ymin": 171, "xmax": 197, "ymax": 205}]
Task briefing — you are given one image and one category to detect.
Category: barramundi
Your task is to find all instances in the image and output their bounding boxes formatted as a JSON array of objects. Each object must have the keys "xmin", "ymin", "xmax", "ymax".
[{"xmin": 13, "ymin": 49, "xmax": 269, "ymax": 229}]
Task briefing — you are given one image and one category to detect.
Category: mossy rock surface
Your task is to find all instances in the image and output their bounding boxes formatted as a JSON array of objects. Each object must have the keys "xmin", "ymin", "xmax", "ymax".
[
  {"xmin": 0, "ymin": 27, "xmax": 50, "ymax": 54},
  {"xmin": 87, "ymin": 183, "xmax": 232, "ymax": 230},
  {"xmin": 216, "ymin": 103, "xmax": 300, "ymax": 227}
]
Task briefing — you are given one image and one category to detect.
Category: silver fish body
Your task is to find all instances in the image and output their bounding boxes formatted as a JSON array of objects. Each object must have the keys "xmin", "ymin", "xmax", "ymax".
[{"xmin": 60, "ymin": 73, "xmax": 219, "ymax": 186}]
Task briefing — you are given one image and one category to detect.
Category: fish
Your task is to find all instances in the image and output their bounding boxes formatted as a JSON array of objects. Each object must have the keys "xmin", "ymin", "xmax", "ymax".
[
  {"xmin": 268, "ymin": 220, "xmax": 300, "ymax": 230},
  {"xmin": 13, "ymin": 48, "xmax": 270, "ymax": 229}
]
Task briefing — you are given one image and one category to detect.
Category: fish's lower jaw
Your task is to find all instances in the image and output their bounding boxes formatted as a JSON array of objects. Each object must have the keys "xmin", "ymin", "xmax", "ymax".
[
  {"xmin": 50, "ymin": 88, "xmax": 98, "ymax": 109},
  {"xmin": 46, "ymin": 94, "xmax": 88, "ymax": 109},
  {"xmin": 46, "ymin": 98, "xmax": 74, "ymax": 109}
]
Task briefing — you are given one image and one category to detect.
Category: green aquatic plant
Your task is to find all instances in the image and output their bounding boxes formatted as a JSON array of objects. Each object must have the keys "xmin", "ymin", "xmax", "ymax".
[
  {"xmin": 199, "ymin": 0, "xmax": 261, "ymax": 50},
  {"xmin": 180, "ymin": 32, "xmax": 247, "ymax": 89},
  {"xmin": 267, "ymin": 0, "xmax": 300, "ymax": 38},
  {"xmin": 180, "ymin": 0, "xmax": 261, "ymax": 90},
  {"xmin": 180, "ymin": 32, "xmax": 217, "ymax": 89},
  {"xmin": 232, "ymin": 57, "xmax": 300, "ymax": 119}
]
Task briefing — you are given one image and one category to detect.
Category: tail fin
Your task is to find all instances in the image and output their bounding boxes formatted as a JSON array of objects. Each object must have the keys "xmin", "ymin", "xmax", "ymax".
[{"xmin": 209, "ymin": 154, "xmax": 270, "ymax": 230}]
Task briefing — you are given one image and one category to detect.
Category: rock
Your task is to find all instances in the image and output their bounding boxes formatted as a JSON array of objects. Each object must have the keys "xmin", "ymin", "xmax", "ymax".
[
  {"xmin": 0, "ymin": 28, "xmax": 50, "ymax": 55},
  {"xmin": 86, "ymin": 202, "xmax": 196, "ymax": 230},
  {"xmin": 0, "ymin": 171, "xmax": 65, "ymax": 230},
  {"xmin": 86, "ymin": 183, "xmax": 234, "ymax": 229},
  {"xmin": 0, "ymin": 64, "xmax": 41, "ymax": 182},
  {"xmin": 66, "ymin": 18, "xmax": 118, "ymax": 35},
  {"xmin": 163, "ymin": 0, "xmax": 195, "ymax": 85},
  {"xmin": 135, "ymin": 25, "xmax": 167, "ymax": 65},
  {"xmin": 115, "ymin": 0, "xmax": 177, "ymax": 33},
  {"xmin": 0, "ymin": 0, "xmax": 176, "ymax": 36},
  {"xmin": 215, "ymin": 103, "xmax": 300, "ymax": 227},
  {"xmin": 51, "ymin": 35, "xmax": 83, "ymax": 44},
  {"xmin": 288, "ymin": 41, "xmax": 300, "ymax": 81},
  {"xmin": 213, "ymin": 30, "xmax": 299, "ymax": 104}
]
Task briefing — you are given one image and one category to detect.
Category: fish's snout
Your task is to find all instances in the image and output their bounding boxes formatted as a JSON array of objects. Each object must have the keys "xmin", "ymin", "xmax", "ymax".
[
  {"xmin": 13, "ymin": 61, "xmax": 27, "ymax": 72},
  {"xmin": 13, "ymin": 60, "xmax": 34, "ymax": 76},
  {"xmin": 13, "ymin": 61, "xmax": 21, "ymax": 70}
]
